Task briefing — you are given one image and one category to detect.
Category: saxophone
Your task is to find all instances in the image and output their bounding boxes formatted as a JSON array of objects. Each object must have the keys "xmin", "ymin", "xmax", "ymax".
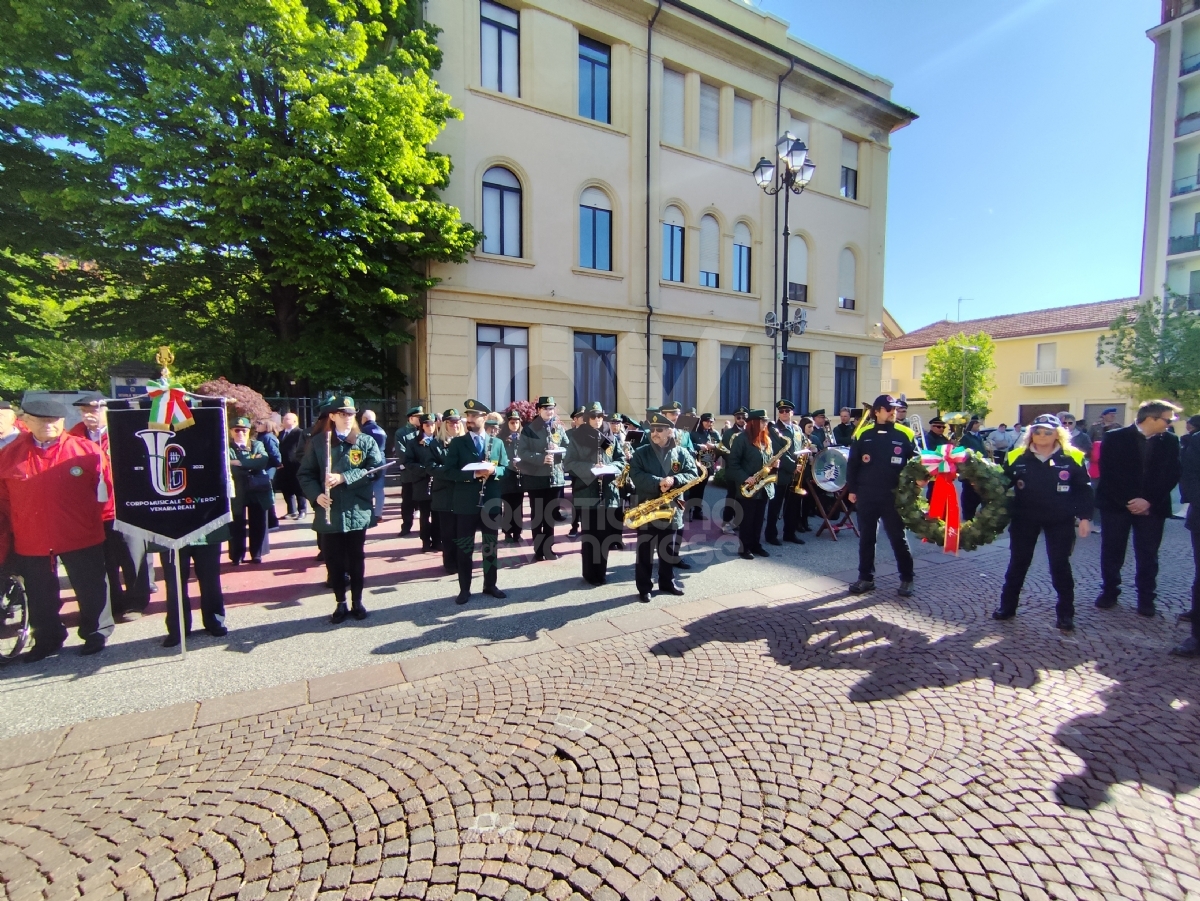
[
  {"xmin": 615, "ymin": 440, "xmax": 634, "ymax": 488},
  {"xmin": 739, "ymin": 436, "xmax": 792, "ymax": 498},
  {"xmin": 624, "ymin": 463, "xmax": 708, "ymax": 529},
  {"xmin": 792, "ymin": 435, "xmax": 814, "ymax": 495}
]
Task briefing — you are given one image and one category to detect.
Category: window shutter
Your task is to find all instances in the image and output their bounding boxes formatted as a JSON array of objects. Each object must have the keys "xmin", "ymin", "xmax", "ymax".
[
  {"xmin": 733, "ymin": 97, "xmax": 752, "ymax": 164},
  {"xmin": 841, "ymin": 137, "xmax": 859, "ymax": 169},
  {"xmin": 788, "ymin": 235, "xmax": 807, "ymax": 285},
  {"xmin": 662, "ymin": 69, "xmax": 684, "ymax": 146},
  {"xmin": 699, "ymin": 83, "xmax": 720, "ymax": 156},
  {"xmin": 838, "ymin": 248, "xmax": 856, "ymax": 300},
  {"xmin": 700, "ymin": 215, "xmax": 719, "ymax": 274},
  {"xmin": 580, "ymin": 186, "xmax": 610, "ymax": 210},
  {"xmin": 664, "ymin": 205, "xmax": 684, "ymax": 227},
  {"xmin": 733, "ymin": 222, "xmax": 751, "ymax": 248}
]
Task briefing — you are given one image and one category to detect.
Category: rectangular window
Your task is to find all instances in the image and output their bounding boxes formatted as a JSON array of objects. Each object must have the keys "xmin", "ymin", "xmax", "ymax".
[
  {"xmin": 840, "ymin": 137, "xmax": 859, "ymax": 199},
  {"xmin": 733, "ymin": 96, "xmax": 752, "ymax": 164},
  {"xmin": 661, "ymin": 68, "xmax": 685, "ymax": 146},
  {"xmin": 579, "ymin": 206, "xmax": 612, "ymax": 271},
  {"xmin": 1036, "ymin": 342, "xmax": 1057, "ymax": 371},
  {"xmin": 838, "ymin": 296, "xmax": 856, "ymax": 310},
  {"xmin": 578, "ymin": 37, "xmax": 610, "ymax": 123},
  {"xmin": 733, "ymin": 243, "xmax": 751, "ymax": 293},
  {"xmin": 574, "ymin": 332, "xmax": 618, "ymax": 413},
  {"xmin": 699, "ymin": 216, "xmax": 719, "ymax": 288},
  {"xmin": 480, "ymin": 1, "xmax": 519, "ymax": 97},
  {"xmin": 482, "ymin": 180, "xmax": 521, "ymax": 256},
  {"xmin": 476, "ymin": 325, "xmax": 529, "ymax": 413},
  {"xmin": 662, "ymin": 340, "xmax": 697, "ymax": 411},
  {"xmin": 662, "ymin": 223, "xmax": 684, "ymax": 282},
  {"xmin": 782, "ymin": 350, "xmax": 810, "ymax": 414},
  {"xmin": 787, "ymin": 283, "xmax": 807, "ymax": 303},
  {"xmin": 834, "ymin": 355, "xmax": 858, "ymax": 414},
  {"xmin": 699, "ymin": 83, "xmax": 720, "ymax": 157},
  {"xmin": 912, "ymin": 354, "xmax": 927, "ymax": 380},
  {"xmin": 720, "ymin": 345, "xmax": 751, "ymax": 415}
]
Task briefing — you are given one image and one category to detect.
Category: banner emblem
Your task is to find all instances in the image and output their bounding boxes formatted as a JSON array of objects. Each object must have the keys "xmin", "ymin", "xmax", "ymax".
[{"xmin": 137, "ymin": 429, "xmax": 187, "ymax": 497}]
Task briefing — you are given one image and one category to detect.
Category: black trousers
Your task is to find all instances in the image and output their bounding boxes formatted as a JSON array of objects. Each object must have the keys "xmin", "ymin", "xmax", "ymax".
[
  {"xmin": 160, "ymin": 544, "xmax": 225, "ymax": 638},
  {"xmin": 580, "ymin": 505, "xmax": 619, "ymax": 584},
  {"xmin": 722, "ymin": 487, "xmax": 738, "ymax": 524},
  {"xmin": 450, "ymin": 511, "xmax": 499, "ymax": 593},
  {"xmin": 324, "ymin": 529, "xmax": 367, "ymax": 606},
  {"xmin": 1000, "ymin": 518, "xmax": 1076, "ymax": 618},
  {"xmin": 433, "ymin": 509, "xmax": 456, "ymax": 571},
  {"xmin": 415, "ymin": 499, "xmax": 434, "ymax": 549},
  {"xmin": 765, "ymin": 489, "xmax": 803, "ymax": 541},
  {"xmin": 1189, "ymin": 525, "xmax": 1199, "ymax": 641},
  {"xmin": 229, "ymin": 504, "xmax": 268, "ymax": 562},
  {"xmin": 528, "ymin": 487, "xmax": 560, "ymax": 558},
  {"xmin": 103, "ymin": 521, "xmax": 151, "ymax": 614},
  {"xmin": 961, "ymin": 482, "xmax": 982, "ymax": 522},
  {"xmin": 685, "ymin": 477, "xmax": 708, "ymax": 520},
  {"xmin": 400, "ymin": 482, "xmax": 415, "ymax": 533},
  {"xmin": 635, "ymin": 525, "xmax": 678, "ymax": 593},
  {"xmin": 738, "ymin": 494, "xmax": 768, "ymax": 554},
  {"xmin": 570, "ymin": 485, "xmax": 581, "ymax": 531},
  {"xmin": 855, "ymin": 500, "xmax": 914, "ymax": 581},
  {"xmin": 280, "ymin": 465, "xmax": 307, "ymax": 516},
  {"xmin": 1099, "ymin": 509, "xmax": 1166, "ymax": 605},
  {"xmin": 16, "ymin": 544, "xmax": 113, "ymax": 648},
  {"xmin": 501, "ymin": 491, "xmax": 524, "ymax": 537}
]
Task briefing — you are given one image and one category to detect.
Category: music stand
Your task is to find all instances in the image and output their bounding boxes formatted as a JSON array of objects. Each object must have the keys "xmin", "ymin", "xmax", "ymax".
[{"xmin": 806, "ymin": 468, "xmax": 859, "ymax": 540}]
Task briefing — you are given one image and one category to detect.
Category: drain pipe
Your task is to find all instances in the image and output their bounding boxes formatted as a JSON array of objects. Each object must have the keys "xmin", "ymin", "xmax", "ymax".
[
  {"xmin": 646, "ymin": 0, "xmax": 663, "ymax": 411},
  {"xmin": 771, "ymin": 58, "xmax": 793, "ymax": 403}
]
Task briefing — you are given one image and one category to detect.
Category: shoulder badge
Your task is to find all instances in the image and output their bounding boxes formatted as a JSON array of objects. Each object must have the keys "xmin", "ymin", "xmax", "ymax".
[
  {"xmin": 69, "ymin": 465, "xmax": 84, "ymax": 477},
  {"xmin": 672, "ymin": 458, "xmax": 681, "ymax": 473},
  {"xmin": 861, "ymin": 454, "xmax": 871, "ymax": 464},
  {"xmin": 348, "ymin": 448, "xmax": 364, "ymax": 466}
]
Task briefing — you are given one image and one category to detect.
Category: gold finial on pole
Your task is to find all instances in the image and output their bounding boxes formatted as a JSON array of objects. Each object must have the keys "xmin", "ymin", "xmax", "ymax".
[{"xmin": 155, "ymin": 345, "xmax": 174, "ymax": 379}]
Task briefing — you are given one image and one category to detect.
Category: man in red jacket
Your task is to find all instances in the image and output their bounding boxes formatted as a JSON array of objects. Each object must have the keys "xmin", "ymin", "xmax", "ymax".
[{"xmin": 0, "ymin": 399, "xmax": 114, "ymax": 660}]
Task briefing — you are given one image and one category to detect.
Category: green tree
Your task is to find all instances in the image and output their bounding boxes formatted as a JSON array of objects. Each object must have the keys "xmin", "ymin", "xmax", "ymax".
[
  {"xmin": 0, "ymin": 0, "xmax": 478, "ymax": 395},
  {"xmin": 1096, "ymin": 296, "xmax": 1200, "ymax": 411},
  {"xmin": 920, "ymin": 331, "xmax": 996, "ymax": 418}
]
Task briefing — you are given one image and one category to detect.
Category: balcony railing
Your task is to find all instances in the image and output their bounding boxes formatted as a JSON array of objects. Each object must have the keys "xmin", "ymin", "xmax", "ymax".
[
  {"xmin": 1177, "ymin": 111, "xmax": 1200, "ymax": 136},
  {"xmin": 1164, "ymin": 0, "xmax": 1200, "ymax": 24},
  {"xmin": 1019, "ymin": 369, "xmax": 1069, "ymax": 387},
  {"xmin": 1185, "ymin": 51, "xmax": 1200, "ymax": 75},
  {"xmin": 1169, "ymin": 233, "xmax": 1200, "ymax": 254},
  {"xmin": 1173, "ymin": 174, "xmax": 1200, "ymax": 195}
]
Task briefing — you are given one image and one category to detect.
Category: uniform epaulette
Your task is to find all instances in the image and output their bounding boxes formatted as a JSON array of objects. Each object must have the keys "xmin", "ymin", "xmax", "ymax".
[
  {"xmin": 1064, "ymin": 446, "xmax": 1086, "ymax": 467},
  {"xmin": 1006, "ymin": 447, "xmax": 1025, "ymax": 466}
]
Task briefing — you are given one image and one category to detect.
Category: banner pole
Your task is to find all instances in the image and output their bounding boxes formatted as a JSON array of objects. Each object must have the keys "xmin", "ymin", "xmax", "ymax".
[{"xmin": 174, "ymin": 549, "xmax": 187, "ymax": 659}]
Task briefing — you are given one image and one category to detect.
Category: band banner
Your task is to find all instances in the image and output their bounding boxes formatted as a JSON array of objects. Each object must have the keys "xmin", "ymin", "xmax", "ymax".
[{"xmin": 108, "ymin": 399, "xmax": 232, "ymax": 550}]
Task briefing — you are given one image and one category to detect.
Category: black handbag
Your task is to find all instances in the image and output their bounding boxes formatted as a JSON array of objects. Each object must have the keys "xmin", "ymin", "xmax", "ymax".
[{"xmin": 245, "ymin": 471, "xmax": 273, "ymax": 493}]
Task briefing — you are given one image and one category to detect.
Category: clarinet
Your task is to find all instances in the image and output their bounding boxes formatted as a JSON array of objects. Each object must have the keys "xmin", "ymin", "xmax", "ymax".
[{"xmin": 477, "ymin": 434, "xmax": 494, "ymax": 507}]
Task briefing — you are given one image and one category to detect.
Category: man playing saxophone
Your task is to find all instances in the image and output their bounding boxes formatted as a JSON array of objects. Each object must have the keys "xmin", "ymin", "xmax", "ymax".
[
  {"xmin": 725, "ymin": 409, "xmax": 781, "ymax": 559},
  {"xmin": 765, "ymin": 400, "xmax": 805, "ymax": 546},
  {"xmin": 629, "ymin": 411, "xmax": 698, "ymax": 603},
  {"xmin": 687, "ymin": 413, "xmax": 721, "ymax": 522}
]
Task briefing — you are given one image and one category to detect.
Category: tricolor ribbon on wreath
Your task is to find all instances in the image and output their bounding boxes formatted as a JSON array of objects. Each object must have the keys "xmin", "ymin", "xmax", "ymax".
[
  {"xmin": 145, "ymin": 378, "xmax": 196, "ymax": 432},
  {"xmin": 920, "ymin": 444, "xmax": 970, "ymax": 555}
]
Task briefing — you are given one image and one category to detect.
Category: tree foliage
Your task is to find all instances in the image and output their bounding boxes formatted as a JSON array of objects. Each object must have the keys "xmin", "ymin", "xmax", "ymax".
[
  {"xmin": 1096, "ymin": 297, "xmax": 1200, "ymax": 411},
  {"xmin": 919, "ymin": 331, "xmax": 996, "ymax": 418},
  {"xmin": 0, "ymin": 0, "xmax": 478, "ymax": 395}
]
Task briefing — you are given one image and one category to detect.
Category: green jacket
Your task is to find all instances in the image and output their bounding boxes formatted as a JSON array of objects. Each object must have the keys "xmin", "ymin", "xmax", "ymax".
[
  {"xmin": 726, "ymin": 433, "xmax": 776, "ymax": 500},
  {"xmin": 408, "ymin": 433, "xmax": 441, "ymax": 503},
  {"xmin": 229, "ymin": 439, "xmax": 276, "ymax": 513},
  {"xmin": 394, "ymin": 424, "xmax": 424, "ymax": 484},
  {"xmin": 297, "ymin": 428, "xmax": 383, "ymax": 534},
  {"xmin": 429, "ymin": 440, "xmax": 455, "ymax": 513},
  {"xmin": 629, "ymin": 441, "xmax": 698, "ymax": 530},
  {"xmin": 564, "ymin": 427, "xmax": 628, "ymax": 508},
  {"xmin": 768, "ymin": 421, "xmax": 800, "ymax": 483},
  {"xmin": 516, "ymin": 419, "xmax": 570, "ymax": 490},
  {"xmin": 443, "ymin": 432, "xmax": 509, "ymax": 516},
  {"xmin": 499, "ymin": 428, "xmax": 523, "ymax": 493}
]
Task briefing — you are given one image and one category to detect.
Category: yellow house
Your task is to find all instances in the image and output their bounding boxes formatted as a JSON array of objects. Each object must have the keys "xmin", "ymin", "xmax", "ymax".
[
  {"xmin": 401, "ymin": 0, "xmax": 915, "ymax": 417},
  {"xmin": 882, "ymin": 298, "xmax": 1139, "ymax": 428}
]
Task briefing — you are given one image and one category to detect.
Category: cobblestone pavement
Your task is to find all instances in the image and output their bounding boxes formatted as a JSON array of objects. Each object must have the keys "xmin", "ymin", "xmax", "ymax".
[{"xmin": 1, "ymin": 513, "xmax": 1198, "ymax": 901}]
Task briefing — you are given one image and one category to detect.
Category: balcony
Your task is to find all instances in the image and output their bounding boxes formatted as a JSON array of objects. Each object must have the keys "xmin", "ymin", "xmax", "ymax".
[
  {"xmin": 1173, "ymin": 292, "xmax": 1200, "ymax": 310},
  {"xmin": 1185, "ymin": 51, "xmax": 1200, "ymax": 76},
  {"xmin": 1168, "ymin": 233, "xmax": 1200, "ymax": 254},
  {"xmin": 1164, "ymin": 0, "xmax": 1200, "ymax": 23},
  {"xmin": 1177, "ymin": 111, "xmax": 1200, "ymax": 137},
  {"xmin": 1019, "ymin": 369, "xmax": 1069, "ymax": 387},
  {"xmin": 1172, "ymin": 174, "xmax": 1200, "ymax": 195}
]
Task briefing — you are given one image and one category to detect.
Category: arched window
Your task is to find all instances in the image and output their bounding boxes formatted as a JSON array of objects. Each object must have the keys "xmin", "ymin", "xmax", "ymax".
[
  {"xmin": 699, "ymin": 215, "xmax": 719, "ymax": 288},
  {"xmin": 838, "ymin": 248, "xmax": 856, "ymax": 310},
  {"xmin": 579, "ymin": 187, "xmax": 612, "ymax": 271},
  {"xmin": 662, "ymin": 205, "xmax": 684, "ymax": 282},
  {"xmin": 482, "ymin": 166, "xmax": 522, "ymax": 257},
  {"xmin": 733, "ymin": 222, "xmax": 751, "ymax": 293},
  {"xmin": 788, "ymin": 235, "xmax": 808, "ymax": 303}
]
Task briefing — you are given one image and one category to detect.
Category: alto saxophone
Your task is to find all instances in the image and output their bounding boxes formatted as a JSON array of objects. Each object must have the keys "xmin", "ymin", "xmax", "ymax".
[
  {"xmin": 615, "ymin": 440, "xmax": 634, "ymax": 488},
  {"xmin": 739, "ymin": 436, "xmax": 792, "ymax": 498},
  {"xmin": 792, "ymin": 436, "xmax": 814, "ymax": 495},
  {"xmin": 624, "ymin": 463, "xmax": 708, "ymax": 529}
]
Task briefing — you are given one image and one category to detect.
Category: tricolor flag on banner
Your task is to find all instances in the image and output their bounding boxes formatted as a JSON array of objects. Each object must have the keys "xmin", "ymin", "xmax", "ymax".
[{"xmin": 145, "ymin": 378, "xmax": 196, "ymax": 432}]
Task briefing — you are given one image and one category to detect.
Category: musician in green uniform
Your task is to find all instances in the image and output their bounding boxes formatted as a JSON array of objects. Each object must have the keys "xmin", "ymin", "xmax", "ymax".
[
  {"xmin": 719, "ymin": 407, "xmax": 749, "ymax": 533},
  {"xmin": 565, "ymin": 406, "xmax": 586, "ymax": 539},
  {"xmin": 688, "ymin": 413, "xmax": 721, "ymax": 522},
  {"xmin": 629, "ymin": 412, "xmax": 698, "ymax": 603},
  {"xmin": 516, "ymin": 397, "xmax": 570, "ymax": 561},
  {"xmin": 443, "ymin": 400, "xmax": 509, "ymax": 605},
  {"xmin": 406, "ymin": 413, "xmax": 440, "ymax": 551},
  {"xmin": 297, "ymin": 396, "xmax": 384, "ymax": 623},
  {"xmin": 765, "ymin": 399, "xmax": 804, "ymax": 546},
  {"xmin": 499, "ymin": 409, "xmax": 524, "ymax": 543},
  {"xmin": 430, "ymin": 411, "xmax": 461, "ymax": 573},
  {"xmin": 564, "ymin": 402, "xmax": 627, "ymax": 585},
  {"xmin": 725, "ymin": 409, "xmax": 779, "ymax": 559},
  {"xmin": 393, "ymin": 405, "xmax": 424, "ymax": 537}
]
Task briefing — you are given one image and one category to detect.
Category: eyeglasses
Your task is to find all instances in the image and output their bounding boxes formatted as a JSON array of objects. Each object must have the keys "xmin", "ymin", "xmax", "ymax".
[
  {"xmin": 931, "ymin": 424, "xmax": 944, "ymax": 429},
  {"xmin": 1031, "ymin": 427, "xmax": 1055, "ymax": 436},
  {"xmin": 588, "ymin": 414, "xmax": 604, "ymax": 420}
]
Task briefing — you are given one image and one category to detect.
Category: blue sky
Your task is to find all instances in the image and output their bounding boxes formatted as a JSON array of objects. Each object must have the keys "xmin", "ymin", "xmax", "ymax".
[{"xmin": 757, "ymin": 0, "xmax": 1159, "ymax": 332}]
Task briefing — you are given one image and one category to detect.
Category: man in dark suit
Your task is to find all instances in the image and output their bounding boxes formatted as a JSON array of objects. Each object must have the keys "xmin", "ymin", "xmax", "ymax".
[
  {"xmin": 1172, "ymin": 422, "xmax": 1200, "ymax": 657},
  {"xmin": 1095, "ymin": 399, "xmax": 1182, "ymax": 617},
  {"xmin": 277, "ymin": 413, "xmax": 307, "ymax": 519}
]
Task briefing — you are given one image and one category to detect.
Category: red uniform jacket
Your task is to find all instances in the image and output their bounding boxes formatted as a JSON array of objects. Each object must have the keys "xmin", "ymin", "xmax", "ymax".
[
  {"xmin": 0, "ymin": 432, "xmax": 113, "ymax": 563},
  {"xmin": 65, "ymin": 423, "xmax": 115, "ymax": 521}
]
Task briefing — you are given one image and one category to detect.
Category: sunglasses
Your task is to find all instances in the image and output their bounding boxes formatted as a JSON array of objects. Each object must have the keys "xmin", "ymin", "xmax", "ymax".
[
  {"xmin": 1031, "ymin": 427, "xmax": 1055, "ymax": 436},
  {"xmin": 931, "ymin": 424, "xmax": 944, "ymax": 429}
]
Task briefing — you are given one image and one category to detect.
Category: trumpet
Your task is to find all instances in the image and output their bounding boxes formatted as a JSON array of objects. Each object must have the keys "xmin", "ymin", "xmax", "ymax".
[
  {"xmin": 740, "ymin": 436, "xmax": 792, "ymax": 498},
  {"xmin": 624, "ymin": 463, "xmax": 708, "ymax": 529}
]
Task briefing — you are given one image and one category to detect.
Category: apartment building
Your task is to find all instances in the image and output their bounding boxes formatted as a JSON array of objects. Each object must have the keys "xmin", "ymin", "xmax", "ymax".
[
  {"xmin": 405, "ymin": 0, "xmax": 915, "ymax": 417},
  {"xmin": 1142, "ymin": 0, "xmax": 1200, "ymax": 308}
]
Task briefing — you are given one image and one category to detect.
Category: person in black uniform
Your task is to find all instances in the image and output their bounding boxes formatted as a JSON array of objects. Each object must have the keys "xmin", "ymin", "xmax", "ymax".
[
  {"xmin": 564, "ymin": 403, "xmax": 627, "ymax": 585},
  {"xmin": 565, "ymin": 406, "xmax": 585, "ymax": 539},
  {"xmin": 688, "ymin": 413, "xmax": 721, "ymax": 521},
  {"xmin": 719, "ymin": 407, "xmax": 748, "ymax": 532},
  {"xmin": 629, "ymin": 412, "xmax": 697, "ymax": 602},
  {"xmin": 393, "ymin": 405, "xmax": 424, "ymax": 536},
  {"xmin": 444, "ymin": 400, "xmax": 508, "ymax": 605},
  {"xmin": 831, "ymin": 407, "xmax": 856, "ymax": 447},
  {"xmin": 499, "ymin": 409, "xmax": 524, "ymax": 543},
  {"xmin": 277, "ymin": 413, "xmax": 308, "ymax": 519},
  {"xmin": 994, "ymin": 414, "xmax": 1093, "ymax": 631},
  {"xmin": 724, "ymin": 409, "xmax": 778, "ymax": 559},
  {"xmin": 517, "ymin": 397, "xmax": 570, "ymax": 561},
  {"xmin": 407, "ymin": 413, "xmax": 439, "ymax": 551},
  {"xmin": 846, "ymin": 395, "xmax": 916, "ymax": 597},
  {"xmin": 924, "ymin": 417, "xmax": 950, "ymax": 451},
  {"xmin": 1172, "ymin": 422, "xmax": 1200, "ymax": 656},
  {"xmin": 765, "ymin": 400, "xmax": 804, "ymax": 545}
]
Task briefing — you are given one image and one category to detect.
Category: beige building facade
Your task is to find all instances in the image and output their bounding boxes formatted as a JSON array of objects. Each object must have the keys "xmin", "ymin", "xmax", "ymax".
[{"xmin": 403, "ymin": 0, "xmax": 915, "ymax": 417}]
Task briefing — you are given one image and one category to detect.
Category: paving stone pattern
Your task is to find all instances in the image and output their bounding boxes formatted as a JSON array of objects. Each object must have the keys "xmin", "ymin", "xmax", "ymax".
[{"xmin": 2, "ymin": 530, "xmax": 1199, "ymax": 901}]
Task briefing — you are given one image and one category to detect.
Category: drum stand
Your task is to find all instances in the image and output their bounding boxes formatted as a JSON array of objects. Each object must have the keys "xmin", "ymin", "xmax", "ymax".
[{"xmin": 807, "ymin": 470, "xmax": 859, "ymax": 540}]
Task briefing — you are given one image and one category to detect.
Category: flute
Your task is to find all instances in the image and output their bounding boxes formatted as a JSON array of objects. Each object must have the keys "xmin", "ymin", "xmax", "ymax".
[{"xmin": 323, "ymin": 427, "xmax": 332, "ymax": 523}]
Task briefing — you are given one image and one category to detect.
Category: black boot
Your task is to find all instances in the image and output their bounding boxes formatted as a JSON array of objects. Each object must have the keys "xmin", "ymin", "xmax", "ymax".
[
  {"xmin": 351, "ymin": 600, "xmax": 368, "ymax": 620},
  {"xmin": 331, "ymin": 603, "xmax": 349, "ymax": 624}
]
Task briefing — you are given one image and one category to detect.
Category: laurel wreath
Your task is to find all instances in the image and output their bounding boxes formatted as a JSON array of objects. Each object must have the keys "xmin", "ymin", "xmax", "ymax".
[{"xmin": 893, "ymin": 452, "xmax": 1010, "ymax": 551}]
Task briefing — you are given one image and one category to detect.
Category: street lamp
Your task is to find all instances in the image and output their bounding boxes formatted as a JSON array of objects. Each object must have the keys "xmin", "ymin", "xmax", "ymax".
[
  {"xmin": 960, "ymin": 345, "xmax": 980, "ymax": 413},
  {"xmin": 754, "ymin": 133, "xmax": 816, "ymax": 397}
]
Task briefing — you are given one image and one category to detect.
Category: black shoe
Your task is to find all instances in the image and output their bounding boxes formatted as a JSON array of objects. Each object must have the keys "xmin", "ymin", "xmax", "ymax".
[
  {"xmin": 23, "ymin": 642, "xmax": 63, "ymax": 663},
  {"xmin": 80, "ymin": 637, "xmax": 105, "ymax": 656},
  {"xmin": 1170, "ymin": 636, "xmax": 1200, "ymax": 657},
  {"xmin": 848, "ymin": 579, "xmax": 875, "ymax": 595},
  {"xmin": 1056, "ymin": 615, "xmax": 1075, "ymax": 632},
  {"xmin": 638, "ymin": 592, "xmax": 652, "ymax": 603},
  {"xmin": 330, "ymin": 603, "xmax": 349, "ymax": 624},
  {"xmin": 351, "ymin": 602, "xmax": 369, "ymax": 621},
  {"xmin": 992, "ymin": 606, "xmax": 1016, "ymax": 621},
  {"xmin": 1137, "ymin": 604, "xmax": 1157, "ymax": 618},
  {"xmin": 455, "ymin": 591, "xmax": 470, "ymax": 605},
  {"xmin": 766, "ymin": 537, "xmax": 782, "ymax": 546},
  {"xmin": 1095, "ymin": 593, "xmax": 1118, "ymax": 609},
  {"xmin": 675, "ymin": 558, "xmax": 692, "ymax": 570},
  {"xmin": 250, "ymin": 557, "xmax": 262, "ymax": 565},
  {"xmin": 162, "ymin": 635, "xmax": 180, "ymax": 648},
  {"xmin": 783, "ymin": 535, "xmax": 805, "ymax": 545},
  {"xmin": 897, "ymin": 581, "xmax": 914, "ymax": 598},
  {"xmin": 207, "ymin": 625, "xmax": 228, "ymax": 638},
  {"xmin": 752, "ymin": 547, "xmax": 770, "ymax": 558},
  {"xmin": 442, "ymin": 565, "xmax": 456, "ymax": 574},
  {"xmin": 660, "ymin": 582, "xmax": 685, "ymax": 596},
  {"xmin": 482, "ymin": 586, "xmax": 507, "ymax": 599},
  {"xmin": 229, "ymin": 558, "xmax": 242, "ymax": 566},
  {"xmin": 399, "ymin": 529, "xmax": 412, "ymax": 538},
  {"xmin": 543, "ymin": 550, "xmax": 559, "ymax": 561},
  {"xmin": 738, "ymin": 551, "xmax": 755, "ymax": 560},
  {"xmin": 315, "ymin": 553, "xmax": 325, "ymax": 563}
]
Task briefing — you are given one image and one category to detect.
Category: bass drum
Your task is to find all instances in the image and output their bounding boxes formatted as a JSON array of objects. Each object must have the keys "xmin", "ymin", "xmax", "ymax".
[{"xmin": 813, "ymin": 446, "xmax": 851, "ymax": 493}]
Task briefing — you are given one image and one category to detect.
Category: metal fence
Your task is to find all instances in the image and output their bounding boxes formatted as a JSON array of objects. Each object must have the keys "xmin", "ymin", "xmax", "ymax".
[{"xmin": 263, "ymin": 397, "xmax": 399, "ymax": 432}]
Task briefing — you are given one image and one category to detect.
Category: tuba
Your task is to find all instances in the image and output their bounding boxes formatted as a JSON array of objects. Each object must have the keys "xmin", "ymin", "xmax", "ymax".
[
  {"xmin": 907, "ymin": 414, "xmax": 926, "ymax": 451},
  {"xmin": 739, "ymin": 436, "xmax": 792, "ymax": 498},
  {"xmin": 624, "ymin": 463, "xmax": 707, "ymax": 529}
]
